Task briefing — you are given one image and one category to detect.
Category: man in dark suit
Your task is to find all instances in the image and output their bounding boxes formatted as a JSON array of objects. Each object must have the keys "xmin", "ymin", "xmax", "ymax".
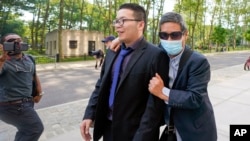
[
  {"xmin": 80, "ymin": 3, "xmax": 168, "ymax": 141},
  {"xmin": 102, "ymin": 35, "xmax": 116, "ymax": 50},
  {"xmin": 149, "ymin": 12, "xmax": 217, "ymax": 141}
]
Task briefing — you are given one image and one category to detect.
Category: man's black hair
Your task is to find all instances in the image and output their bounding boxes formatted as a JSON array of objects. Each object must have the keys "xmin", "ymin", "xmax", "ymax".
[{"xmin": 119, "ymin": 3, "xmax": 147, "ymax": 32}]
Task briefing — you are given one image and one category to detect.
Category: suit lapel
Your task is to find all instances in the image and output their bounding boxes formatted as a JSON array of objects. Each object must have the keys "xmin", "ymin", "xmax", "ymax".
[
  {"xmin": 116, "ymin": 39, "xmax": 147, "ymax": 91},
  {"xmin": 173, "ymin": 46, "xmax": 193, "ymax": 87},
  {"xmin": 101, "ymin": 49, "xmax": 119, "ymax": 82},
  {"xmin": 178, "ymin": 47, "xmax": 193, "ymax": 71},
  {"xmin": 106, "ymin": 49, "xmax": 118, "ymax": 71}
]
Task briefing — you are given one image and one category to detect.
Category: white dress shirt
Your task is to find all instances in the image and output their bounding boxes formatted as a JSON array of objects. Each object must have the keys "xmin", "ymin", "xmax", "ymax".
[{"xmin": 162, "ymin": 51, "xmax": 183, "ymax": 141}]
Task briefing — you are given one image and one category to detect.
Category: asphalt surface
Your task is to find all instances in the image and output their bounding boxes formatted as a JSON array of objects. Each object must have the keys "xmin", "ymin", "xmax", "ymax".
[{"xmin": 35, "ymin": 51, "xmax": 250, "ymax": 109}]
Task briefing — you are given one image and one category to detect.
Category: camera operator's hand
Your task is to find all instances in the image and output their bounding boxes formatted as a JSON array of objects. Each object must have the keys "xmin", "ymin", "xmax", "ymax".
[
  {"xmin": 0, "ymin": 44, "xmax": 3, "ymax": 52},
  {"xmin": 0, "ymin": 44, "xmax": 8, "ymax": 63}
]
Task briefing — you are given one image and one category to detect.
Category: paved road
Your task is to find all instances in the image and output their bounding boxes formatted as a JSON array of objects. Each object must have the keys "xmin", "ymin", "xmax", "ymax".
[
  {"xmin": 206, "ymin": 51, "xmax": 249, "ymax": 70},
  {"xmin": 35, "ymin": 66, "xmax": 100, "ymax": 109},
  {"xmin": 35, "ymin": 51, "xmax": 250, "ymax": 109}
]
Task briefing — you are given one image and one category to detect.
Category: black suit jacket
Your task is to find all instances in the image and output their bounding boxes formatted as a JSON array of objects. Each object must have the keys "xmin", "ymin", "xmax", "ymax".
[
  {"xmin": 84, "ymin": 39, "xmax": 169, "ymax": 141},
  {"xmin": 165, "ymin": 46, "xmax": 217, "ymax": 141}
]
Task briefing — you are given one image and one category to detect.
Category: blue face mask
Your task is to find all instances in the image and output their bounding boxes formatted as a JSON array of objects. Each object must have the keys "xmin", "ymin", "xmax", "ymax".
[{"xmin": 160, "ymin": 39, "xmax": 183, "ymax": 56}]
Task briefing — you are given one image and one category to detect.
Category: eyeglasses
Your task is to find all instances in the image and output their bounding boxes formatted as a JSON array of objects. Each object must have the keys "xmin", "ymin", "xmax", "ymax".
[
  {"xmin": 112, "ymin": 18, "xmax": 141, "ymax": 26},
  {"xmin": 159, "ymin": 31, "xmax": 183, "ymax": 40}
]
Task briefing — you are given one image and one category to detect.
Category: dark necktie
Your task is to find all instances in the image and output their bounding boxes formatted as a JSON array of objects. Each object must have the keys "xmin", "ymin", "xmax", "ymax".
[{"xmin": 109, "ymin": 47, "xmax": 133, "ymax": 107}]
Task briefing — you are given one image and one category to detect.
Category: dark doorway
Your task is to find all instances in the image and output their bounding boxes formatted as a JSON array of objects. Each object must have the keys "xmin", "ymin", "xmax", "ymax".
[{"xmin": 88, "ymin": 41, "xmax": 96, "ymax": 55}]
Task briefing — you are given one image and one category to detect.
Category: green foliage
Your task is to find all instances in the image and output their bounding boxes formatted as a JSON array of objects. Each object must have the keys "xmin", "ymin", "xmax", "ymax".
[
  {"xmin": 243, "ymin": 29, "xmax": 250, "ymax": 42},
  {"xmin": 1, "ymin": 0, "xmax": 249, "ymax": 53},
  {"xmin": 211, "ymin": 25, "xmax": 227, "ymax": 46},
  {"xmin": 25, "ymin": 48, "xmax": 43, "ymax": 56},
  {"xmin": 24, "ymin": 49, "xmax": 54, "ymax": 64},
  {"xmin": 0, "ymin": 19, "xmax": 26, "ymax": 36},
  {"xmin": 24, "ymin": 49, "xmax": 95, "ymax": 64}
]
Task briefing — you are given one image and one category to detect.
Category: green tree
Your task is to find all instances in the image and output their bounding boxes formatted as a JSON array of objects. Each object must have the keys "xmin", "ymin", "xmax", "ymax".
[
  {"xmin": 211, "ymin": 25, "xmax": 227, "ymax": 49},
  {"xmin": 0, "ymin": 19, "xmax": 26, "ymax": 37},
  {"xmin": 1, "ymin": 0, "xmax": 249, "ymax": 54},
  {"xmin": 243, "ymin": 29, "xmax": 250, "ymax": 43},
  {"xmin": 175, "ymin": 0, "xmax": 206, "ymax": 49},
  {"xmin": 58, "ymin": 0, "xmax": 64, "ymax": 61}
]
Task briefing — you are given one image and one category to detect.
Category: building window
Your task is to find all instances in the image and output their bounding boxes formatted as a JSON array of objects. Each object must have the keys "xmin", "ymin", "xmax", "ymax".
[
  {"xmin": 54, "ymin": 41, "xmax": 56, "ymax": 49},
  {"xmin": 69, "ymin": 40, "xmax": 77, "ymax": 49}
]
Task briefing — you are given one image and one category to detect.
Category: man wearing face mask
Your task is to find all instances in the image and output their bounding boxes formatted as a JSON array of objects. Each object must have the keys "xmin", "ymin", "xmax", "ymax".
[
  {"xmin": 148, "ymin": 12, "xmax": 217, "ymax": 141},
  {"xmin": 0, "ymin": 33, "xmax": 44, "ymax": 141}
]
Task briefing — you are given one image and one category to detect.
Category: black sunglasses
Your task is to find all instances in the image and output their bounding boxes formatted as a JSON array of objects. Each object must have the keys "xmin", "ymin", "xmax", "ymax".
[{"xmin": 159, "ymin": 31, "xmax": 183, "ymax": 40}]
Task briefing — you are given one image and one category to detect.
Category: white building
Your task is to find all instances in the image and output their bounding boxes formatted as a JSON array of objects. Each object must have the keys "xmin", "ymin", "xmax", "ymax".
[{"xmin": 45, "ymin": 29, "xmax": 104, "ymax": 57}]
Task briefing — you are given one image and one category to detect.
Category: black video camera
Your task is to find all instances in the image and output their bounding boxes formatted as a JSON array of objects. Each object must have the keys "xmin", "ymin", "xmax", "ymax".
[
  {"xmin": 3, "ymin": 42, "xmax": 29, "ymax": 51},
  {"xmin": 91, "ymin": 50, "xmax": 100, "ymax": 56}
]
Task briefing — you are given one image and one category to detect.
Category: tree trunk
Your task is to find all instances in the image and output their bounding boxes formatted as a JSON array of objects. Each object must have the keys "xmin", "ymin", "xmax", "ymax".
[
  {"xmin": 40, "ymin": 0, "xmax": 50, "ymax": 52},
  {"xmin": 58, "ymin": 0, "xmax": 65, "ymax": 61}
]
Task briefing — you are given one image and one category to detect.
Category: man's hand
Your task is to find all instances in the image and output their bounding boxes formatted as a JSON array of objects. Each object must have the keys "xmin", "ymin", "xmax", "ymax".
[
  {"xmin": 0, "ymin": 44, "xmax": 7, "ymax": 68},
  {"xmin": 110, "ymin": 38, "xmax": 121, "ymax": 52},
  {"xmin": 148, "ymin": 73, "xmax": 168, "ymax": 101},
  {"xmin": 33, "ymin": 95, "xmax": 43, "ymax": 103},
  {"xmin": 80, "ymin": 119, "xmax": 93, "ymax": 141}
]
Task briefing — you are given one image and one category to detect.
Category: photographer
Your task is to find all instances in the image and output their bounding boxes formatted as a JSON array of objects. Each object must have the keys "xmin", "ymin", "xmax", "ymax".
[{"xmin": 0, "ymin": 33, "xmax": 44, "ymax": 141}]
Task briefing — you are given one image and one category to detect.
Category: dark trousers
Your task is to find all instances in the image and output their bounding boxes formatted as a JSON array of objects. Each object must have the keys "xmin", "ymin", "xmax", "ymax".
[
  {"xmin": 103, "ymin": 120, "xmax": 113, "ymax": 141},
  {"xmin": 0, "ymin": 101, "xmax": 44, "ymax": 141},
  {"xmin": 95, "ymin": 57, "xmax": 104, "ymax": 69}
]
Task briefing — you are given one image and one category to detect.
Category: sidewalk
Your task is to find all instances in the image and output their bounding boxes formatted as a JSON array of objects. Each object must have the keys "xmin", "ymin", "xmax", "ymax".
[{"xmin": 0, "ymin": 60, "xmax": 250, "ymax": 141}]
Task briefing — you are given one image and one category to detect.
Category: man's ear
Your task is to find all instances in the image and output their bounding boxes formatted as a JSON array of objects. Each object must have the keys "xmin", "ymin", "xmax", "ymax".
[
  {"xmin": 183, "ymin": 31, "xmax": 188, "ymax": 40},
  {"xmin": 138, "ymin": 21, "xmax": 145, "ymax": 32}
]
